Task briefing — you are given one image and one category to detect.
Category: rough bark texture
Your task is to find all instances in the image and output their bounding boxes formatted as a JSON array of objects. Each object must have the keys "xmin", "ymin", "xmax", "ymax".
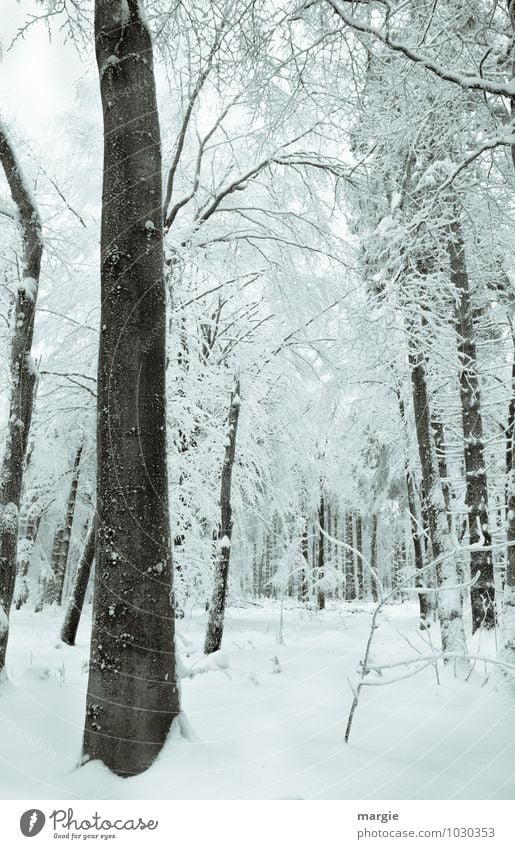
[
  {"xmin": 409, "ymin": 342, "xmax": 466, "ymax": 655},
  {"xmin": 204, "ymin": 379, "xmax": 241, "ymax": 654},
  {"xmin": 83, "ymin": 0, "xmax": 179, "ymax": 776},
  {"xmin": 448, "ymin": 219, "xmax": 495, "ymax": 632},
  {"xmin": 0, "ymin": 123, "xmax": 43, "ymax": 671},
  {"xmin": 61, "ymin": 518, "xmax": 96, "ymax": 646}
]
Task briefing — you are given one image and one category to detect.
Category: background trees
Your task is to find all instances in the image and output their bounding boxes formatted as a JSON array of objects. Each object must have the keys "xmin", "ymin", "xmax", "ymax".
[{"xmin": 0, "ymin": 0, "xmax": 514, "ymax": 779}]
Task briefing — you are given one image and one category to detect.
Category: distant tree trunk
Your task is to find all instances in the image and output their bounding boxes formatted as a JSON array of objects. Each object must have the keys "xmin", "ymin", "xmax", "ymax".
[
  {"xmin": 14, "ymin": 503, "xmax": 42, "ymax": 610},
  {"xmin": 61, "ymin": 518, "xmax": 95, "ymax": 646},
  {"xmin": 46, "ymin": 442, "xmax": 83, "ymax": 606},
  {"xmin": 398, "ymin": 395, "xmax": 432, "ymax": 624},
  {"xmin": 431, "ymin": 415, "xmax": 452, "ymax": 532},
  {"xmin": 344, "ymin": 512, "xmax": 354, "ymax": 600},
  {"xmin": 355, "ymin": 514, "xmax": 364, "ymax": 599},
  {"xmin": 448, "ymin": 219, "xmax": 494, "ymax": 632},
  {"xmin": 316, "ymin": 491, "xmax": 326, "ymax": 610},
  {"xmin": 300, "ymin": 520, "xmax": 309, "ymax": 602},
  {"xmin": 409, "ymin": 341, "xmax": 466, "ymax": 655},
  {"xmin": 204, "ymin": 379, "xmax": 241, "ymax": 654},
  {"xmin": 83, "ymin": 0, "xmax": 179, "ymax": 777},
  {"xmin": 370, "ymin": 513, "xmax": 379, "ymax": 602},
  {"xmin": 0, "ymin": 124, "xmax": 43, "ymax": 672}
]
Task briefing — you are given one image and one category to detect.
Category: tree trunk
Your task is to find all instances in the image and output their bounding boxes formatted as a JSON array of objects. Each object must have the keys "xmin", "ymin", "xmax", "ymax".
[
  {"xmin": 344, "ymin": 511, "xmax": 354, "ymax": 600},
  {"xmin": 83, "ymin": 0, "xmax": 179, "ymax": 777},
  {"xmin": 300, "ymin": 520, "xmax": 309, "ymax": 602},
  {"xmin": 355, "ymin": 514, "xmax": 364, "ymax": 599},
  {"xmin": 61, "ymin": 518, "xmax": 95, "ymax": 647},
  {"xmin": 316, "ymin": 491, "xmax": 326, "ymax": 610},
  {"xmin": 370, "ymin": 513, "xmax": 379, "ymax": 602},
  {"xmin": 0, "ymin": 123, "xmax": 43, "ymax": 672},
  {"xmin": 409, "ymin": 341, "xmax": 466, "ymax": 655},
  {"xmin": 448, "ymin": 218, "xmax": 495, "ymax": 631},
  {"xmin": 204, "ymin": 379, "xmax": 241, "ymax": 654},
  {"xmin": 46, "ymin": 442, "xmax": 83, "ymax": 606},
  {"xmin": 398, "ymin": 396, "xmax": 432, "ymax": 624},
  {"xmin": 431, "ymin": 415, "xmax": 452, "ymax": 532}
]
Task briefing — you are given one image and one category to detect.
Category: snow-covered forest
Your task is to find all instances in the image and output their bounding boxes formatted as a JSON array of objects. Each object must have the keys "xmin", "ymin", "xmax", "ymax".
[{"xmin": 1, "ymin": 0, "xmax": 515, "ymax": 800}]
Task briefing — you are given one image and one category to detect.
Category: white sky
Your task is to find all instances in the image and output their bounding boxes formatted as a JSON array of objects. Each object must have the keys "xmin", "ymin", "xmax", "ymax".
[{"xmin": 2, "ymin": 1, "xmax": 87, "ymax": 143}]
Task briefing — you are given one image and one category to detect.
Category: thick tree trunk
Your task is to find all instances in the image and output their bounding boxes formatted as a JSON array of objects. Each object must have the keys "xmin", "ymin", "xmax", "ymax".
[
  {"xmin": 448, "ymin": 219, "xmax": 494, "ymax": 631},
  {"xmin": 0, "ymin": 123, "xmax": 43, "ymax": 672},
  {"xmin": 46, "ymin": 442, "xmax": 83, "ymax": 606},
  {"xmin": 61, "ymin": 518, "xmax": 95, "ymax": 646},
  {"xmin": 204, "ymin": 379, "xmax": 241, "ymax": 654},
  {"xmin": 83, "ymin": 1, "xmax": 179, "ymax": 777},
  {"xmin": 409, "ymin": 343, "xmax": 466, "ymax": 655}
]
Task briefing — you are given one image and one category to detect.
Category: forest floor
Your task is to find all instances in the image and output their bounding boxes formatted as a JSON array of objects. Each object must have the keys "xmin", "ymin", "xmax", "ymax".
[{"xmin": 0, "ymin": 600, "xmax": 514, "ymax": 800}]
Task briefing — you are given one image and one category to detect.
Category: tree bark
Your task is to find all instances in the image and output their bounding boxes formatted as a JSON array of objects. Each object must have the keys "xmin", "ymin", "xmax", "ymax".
[
  {"xmin": 83, "ymin": 0, "xmax": 179, "ymax": 777},
  {"xmin": 398, "ymin": 396, "xmax": 432, "ymax": 624},
  {"xmin": 0, "ymin": 123, "xmax": 43, "ymax": 671},
  {"xmin": 61, "ymin": 518, "xmax": 95, "ymax": 647},
  {"xmin": 316, "ymin": 491, "xmax": 326, "ymax": 610},
  {"xmin": 370, "ymin": 513, "xmax": 379, "ymax": 602},
  {"xmin": 46, "ymin": 442, "xmax": 83, "ymax": 606},
  {"xmin": 204, "ymin": 379, "xmax": 241, "ymax": 654},
  {"xmin": 448, "ymin": 218, "xmax": 494, "ymax": 631},
  {"xmin": 409, "ymin": 340, "xmax": 466, "ymax": 655},
  {"xmin": 344, "ymin": 511, "xmax": 354, "ymax": 600},
  {"xmin": 355, "ymin": 514, "xmax": 364, "ymax": 599}
]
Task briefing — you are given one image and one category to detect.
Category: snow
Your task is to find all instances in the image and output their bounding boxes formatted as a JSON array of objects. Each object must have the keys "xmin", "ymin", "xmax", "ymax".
[
  {"xmin": 0, "ymin": 601, "xmax": 514, "ymax": 800},
  {"xmin": 120, "ymin": 0, "xmax": 130, "ymax": 26},
  {"xmin": 17, "ymin": 276, "xmax": 37, "ymax": 301},
  {"xmin": 0, "ymin": 502, "xmax": 18, "ymax": 533},
  {"xmin": 218, "ymin": 535, "xmax": 231, "ymax": 550}
]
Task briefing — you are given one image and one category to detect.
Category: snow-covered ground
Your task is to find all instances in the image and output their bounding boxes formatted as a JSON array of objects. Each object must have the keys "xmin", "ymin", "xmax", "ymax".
[{"xmin": 0, "ymin": 601, "xmax": 513, "ymax": 800}]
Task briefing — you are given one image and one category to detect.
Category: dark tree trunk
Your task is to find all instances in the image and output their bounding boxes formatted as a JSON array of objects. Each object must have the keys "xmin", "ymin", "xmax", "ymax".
[
  {"xmin": 355, "ymin": 514, "xmax": 364, "ymax": 599},
  {"xmin": 61, "ymin": 518, "xmax": 96, "ymax": 646},
  {"xmin": 204, "ymin": 379, "xmax": 241, "ymax": 654},
  {"xmin": 398, "ymin": 396, "xmax": 431, "ymax": 625},
  {"xmin": 448, "ymin": 219, "xmax": 494, "ymax": 632},
  {"xmin": 409, "ymin": 338, "xmax": 466, "ymax": 654},
  {"xmin": 83, "ymin": 0, "xmax": 180, "ymax": 777},
  {"xmin": 370, "ymin": 513, "xmax": 379, "ymax": 602},
  {"xmin": 344, "ymin": 512, "xmax": 354, "ymax": 600},
  {"xmin": 431, "ymin": 415, "xmax": 452, "ymax": 532},
  {"xmin": 0, "ymin": 125, "xmax": 43, "ymax": 672},
  {"xmin": 46, "ymin": 442, "xmax": 83, "ymax": 606},
  {"xmin": 300, "ymin": 520, "xmax": 309, "ymax": 602},
  {"xmin": 316, "ymin": 492, "xmax": 326, "ymax": 610}
]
